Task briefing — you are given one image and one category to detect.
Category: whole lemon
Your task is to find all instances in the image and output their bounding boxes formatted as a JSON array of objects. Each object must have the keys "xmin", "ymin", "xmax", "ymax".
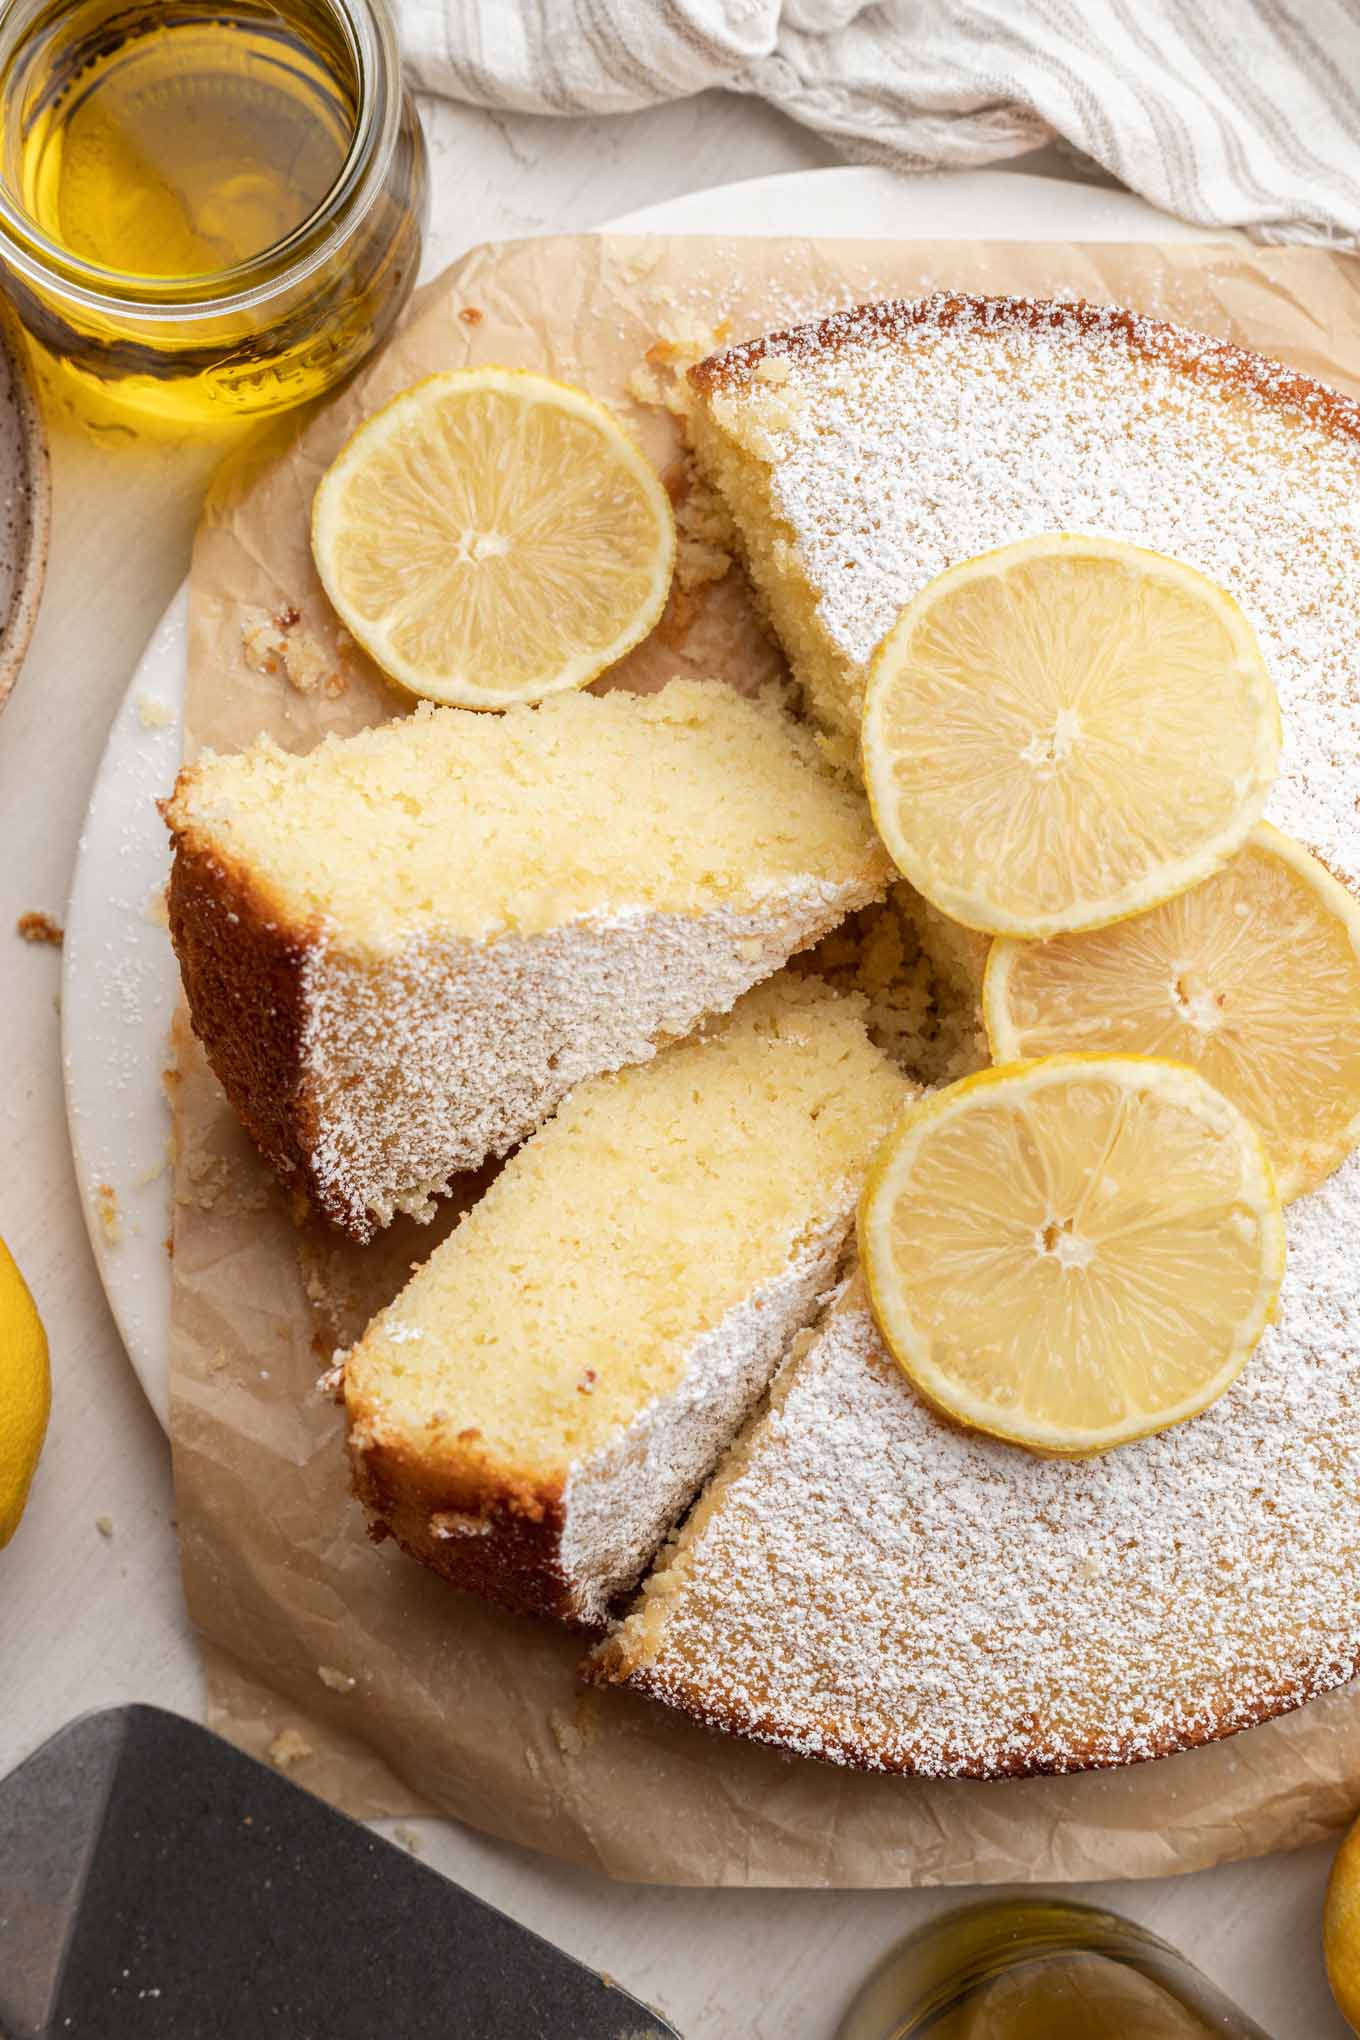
[
  {"xmin": 0, "ymin": 1237, "xmax": 50, "ymax": 1547},
  {"xmin": 1326, "ymin": 1811, "xmax": 1360, "ymax": 2034}
]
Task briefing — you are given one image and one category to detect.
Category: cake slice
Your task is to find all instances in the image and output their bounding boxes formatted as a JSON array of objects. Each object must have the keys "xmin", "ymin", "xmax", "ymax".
[
  {"xmin": 341, "ymin": 977, "xmax": 910, "ymax": 1625},
  {"xmin": 164, "ymin": 679, "xmax": 890, "ymax": 1241}
]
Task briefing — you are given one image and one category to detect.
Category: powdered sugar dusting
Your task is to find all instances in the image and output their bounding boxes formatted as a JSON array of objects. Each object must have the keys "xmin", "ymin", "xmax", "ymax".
[
  {"xmin": 558, "ymin": 1213, "xmax": 850, "ymax": 1625},
  {"xmin": 602, "ymin": 1189, "xmax": 1360, "ymax": 1776},
  {"xmin": 302, "ymin": 880, "xmax": 877, "ymax": 1238},
  {"xmin": 698, "ymin": 295, "xmax": 1360, "ymax": 892},
  {"xmin": 593, "ymin": 296, "xmax": 1360, "ymax": 1771}
]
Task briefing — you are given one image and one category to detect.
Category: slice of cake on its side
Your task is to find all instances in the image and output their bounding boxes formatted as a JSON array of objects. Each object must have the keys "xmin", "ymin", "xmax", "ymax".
[
  {"xmin": 163, "ymin": 679, "xmax": 890, "ymax": 1242},
  {"xmin": 340, "ymin": 978, "xmax": 910, "ymax": 1625}
]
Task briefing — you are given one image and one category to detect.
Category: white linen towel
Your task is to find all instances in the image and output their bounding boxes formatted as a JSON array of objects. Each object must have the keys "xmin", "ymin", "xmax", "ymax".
[{"xmin": 398, "ymin": 0, "xmax": 1360, "ymax": 247}]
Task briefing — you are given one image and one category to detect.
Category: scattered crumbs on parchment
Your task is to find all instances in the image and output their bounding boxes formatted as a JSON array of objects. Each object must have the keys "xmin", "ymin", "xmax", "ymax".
[
  {"xmin": 393, "ymin": 1824, "xmax": 423, "ymax": 1855},
  {"xmin": 316, "ymin": 1353, "xmax": 347, "ymax": 1401},
  {"xmin": 178, "ymin": 1133, "xmax": 270, "ymax": 1216},
  {"xmin": 458, "ymin": 305, "xmax": 484, "ymax": 326},
  {"xmin": 548, "ymin": 1689, "xmax": 603, "ymax": 1758},
  {"xmin": 317, "ymin": 1664, "xmax": 356, "ymax": 1693},
  {"xmin": 626, "ymin": 315, "xmax": 731, "ymax": 427},
  {"xmin": 144, "ymin": 884, "xmax": 169, "ymax": 929},
  {"xmin": 673, "ymin": 470, "xmax": 735, "ymax": 594},
  {"xmin": 95, "ymin": 1515, "xmax": 114, "ymax": 1539},
  {"xmin": 242, "ymin": 604, "xmax": 350, "ymax": 699},
  {"xmin": 241, "ymin": 606, "xmax": 288, "ymax": 675},
  {"xmin": 15, "ymin": 910, "xmax": 62, "ymax": 946},
  {"xmin": 206, "ymin": 1347, "xmax": 230, "ymax": 1374},
  {"xmin": 136, "ymin": 692, "xmax": 174, "ymax": 730},
  {"xmin": 94, "ymin": 1183, "xmax": 123, "ymax": 1246},
  {"xmin": 268, "ymin": 1727, "xmax": 313, "ymax": 1771}
]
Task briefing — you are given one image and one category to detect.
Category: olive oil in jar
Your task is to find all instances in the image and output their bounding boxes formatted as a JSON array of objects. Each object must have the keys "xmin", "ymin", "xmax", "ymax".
[
  {"xmin": 837, "ymin": 1901, "xmax": 1274, "ymax": 2040},
  {"xmin": 15, "ymin": 0, "xmax": 358, "ymax": 280},
  {"xmin": 0, "ymin": 0, "xmax": 427, "ymax": 424}
]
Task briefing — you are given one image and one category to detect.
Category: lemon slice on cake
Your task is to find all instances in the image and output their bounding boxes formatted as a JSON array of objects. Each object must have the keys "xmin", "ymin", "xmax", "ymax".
[
  {"xmin": 858, "ymin": 1056, "xmax": 1284, "ymax": 1457},
  {"xmin": 985, "ymin": 823, "xmax": 1360, "ymax": 1203},
  {"xmin": 312, "ymin": 369, "xmax": 675, "ymax": 709},
  {"xmin": 860, "ymin": 534, "xmax": 1280, "ymax": 938}
]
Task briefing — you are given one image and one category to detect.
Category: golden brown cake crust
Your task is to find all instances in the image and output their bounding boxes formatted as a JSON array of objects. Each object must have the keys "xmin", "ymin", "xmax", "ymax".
[
  {"xmin": 348, "ymin": 1426, "xmax": 587, "ymax": 1625},
  {"xmin": 586, "ymin": 1638, "xmax": 1360, "ymax": 1780},
  {"xmin": 689, "ymin": 291, "xmax": 1360, "ymax": 449},
  {"xmin": 164, "ymin": 799, "xmax": 337, "ymax": 1225}
]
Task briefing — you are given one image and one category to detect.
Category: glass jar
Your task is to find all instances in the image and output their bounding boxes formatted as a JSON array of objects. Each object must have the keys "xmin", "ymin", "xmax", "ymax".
[
  {"xmin": 0, "ymin": 0, "xmax": 427, "ymax": 426},
  {"xmin": 837, "ymin": 1899, "xmax": 1274, "ymax": 2040}
]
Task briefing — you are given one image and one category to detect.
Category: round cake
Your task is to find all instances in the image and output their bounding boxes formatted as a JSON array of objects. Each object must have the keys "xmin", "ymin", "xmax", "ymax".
[{"xmin": 589, "ymin": 295, "xmax": 1360, "ymax": 1776}]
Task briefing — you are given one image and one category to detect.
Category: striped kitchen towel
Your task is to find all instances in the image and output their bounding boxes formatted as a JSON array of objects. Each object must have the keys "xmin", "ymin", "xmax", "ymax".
[{"xmin": 398, "ymin": 0, "xmax": 1360, "ymax": 248}]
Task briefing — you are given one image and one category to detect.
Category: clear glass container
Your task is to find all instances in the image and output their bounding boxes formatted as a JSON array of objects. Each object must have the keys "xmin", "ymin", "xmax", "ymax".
[
  {"xmin": 0, "ymin": 0, "xmax": 427, "ymax": 425},
  {"xmin": 837, "ymin": 1899, "xmax": 1274, "ymax": 2039}
]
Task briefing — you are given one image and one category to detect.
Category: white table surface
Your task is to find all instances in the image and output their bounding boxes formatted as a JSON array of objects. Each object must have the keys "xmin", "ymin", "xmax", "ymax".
[{"xmin": 0, "ymin": 91, "xmax": 1349, "ymax": 2040}]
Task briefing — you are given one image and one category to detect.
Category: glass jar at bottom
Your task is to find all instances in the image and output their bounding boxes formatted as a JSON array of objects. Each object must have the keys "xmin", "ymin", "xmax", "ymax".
[{"xmin": 836, "ymin": 1899, "xmax": 1274, "ymax": 2040}]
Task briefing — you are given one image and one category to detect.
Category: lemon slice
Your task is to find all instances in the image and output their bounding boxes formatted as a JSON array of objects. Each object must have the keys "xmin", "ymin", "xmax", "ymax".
[
  {"xmin": 858, "ymin": 1055, "xmax": 1284, "ymax": 1456},
  {"xmin": 860, "ymin": 535, "xmax": 1280, "ymax": 938},
  {"xmin": 312, "ymin": 369, "xmax": 676, "ymax": 708},
  {"xmin": 986, "ymin": 823, "xmax": 1360, "ymax": 1203}
]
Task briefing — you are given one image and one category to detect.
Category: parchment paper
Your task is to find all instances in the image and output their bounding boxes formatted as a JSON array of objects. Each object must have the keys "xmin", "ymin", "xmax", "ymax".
[{"xmin": 171, "ymin": 234, "xmax": 1360, "ymax": 1886}]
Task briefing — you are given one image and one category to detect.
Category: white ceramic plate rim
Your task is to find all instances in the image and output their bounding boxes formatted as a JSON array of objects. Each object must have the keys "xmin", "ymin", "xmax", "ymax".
[{"xmin": 61, "ymin": 162, "xmax": 1233, "ymax": 1429}]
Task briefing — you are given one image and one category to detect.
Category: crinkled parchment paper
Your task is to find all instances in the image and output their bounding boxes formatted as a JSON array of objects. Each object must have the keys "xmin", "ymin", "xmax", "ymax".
[{"xmin": 170, "ymin": 234, "xmax": 1360, "ymax": 1886}]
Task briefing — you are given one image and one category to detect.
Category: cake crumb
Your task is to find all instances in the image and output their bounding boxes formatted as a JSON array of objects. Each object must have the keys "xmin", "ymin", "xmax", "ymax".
[
  {"xmin": 317, "ymin": 1664, "xmax": 356, "ymax": 1693},
  {"xmin": 281, "ymin": 631, "xmax": 337, "ymax": 696},
  {"xmin": 431, "ymin": 1508, "xmax": 492, "ymax": 1539},
  {"xmin": 268, "ymin": 1727, "xmax": 313, "ymax": 1771},
  {"xmin": 134, "ymin": 1138, "xmax": 173, "ymax": 1189},
  {"xmin": 393, "ymin": 1824, "xmax": 423, "ymax": 1854},
  {"xmin": 458, "ymin": 305, "xmax": 484, "ymax": 326},
  {"xmin": 94, "ymin": 1183, "xmax": 123, "ymax": 1245},
  {"xmin": 144, "ymin": 884, "xmax": 170, "ymax": 928},
  {"xmin": 16, "ymin": 910, "xmax": 62, "ymax": 946},
  {"xmin": 136, "ymin": 692, "xmax": 174, "ymax": 729},
  {"xmin": 241, "ymin": 607, "xmax": 288, "ymax": 675},
  {"xmin": 94, "ymin": 1514, "xmax": 114, "ymax": 1539},
  {"xmin": 549, "ymin": 1690, "xmax": 604, "ymax": 1758}
]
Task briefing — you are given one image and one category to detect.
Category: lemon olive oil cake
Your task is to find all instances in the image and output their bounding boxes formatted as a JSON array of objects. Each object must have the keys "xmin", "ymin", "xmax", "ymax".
[
  {"xmin": 341, "ymin": 977, "xmax": 909, "ymax": 1624},
  {"xmin": 588, "ymin": 1221, "xmax": 1357, "ymax": 1775},
  {"xmin": 164, "ymin": 679, "xmax": 890, "ymax": 1240},
  {"xmin": 587, "ymin": 296, "xmax": 1360, "ymax": 1775}
]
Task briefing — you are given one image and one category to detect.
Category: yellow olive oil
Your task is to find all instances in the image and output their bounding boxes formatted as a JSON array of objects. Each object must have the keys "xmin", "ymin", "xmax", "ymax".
[
  {"xmin": 16, "ymin": 0, "xmax": 358, "ymax": 280},
  {"xmin": 837, "ymin": 1901, "xmax": 1273, "ymax": 2040},
  {"xmin": 0, "ymin": 0, "xmax": 427, "ymax": 425}
]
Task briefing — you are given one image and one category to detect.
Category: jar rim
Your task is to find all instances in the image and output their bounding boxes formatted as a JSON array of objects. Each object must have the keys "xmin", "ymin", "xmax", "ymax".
[{"xmin": 0, "ymin": 0, "xmax": 404, "ymax": 321}]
